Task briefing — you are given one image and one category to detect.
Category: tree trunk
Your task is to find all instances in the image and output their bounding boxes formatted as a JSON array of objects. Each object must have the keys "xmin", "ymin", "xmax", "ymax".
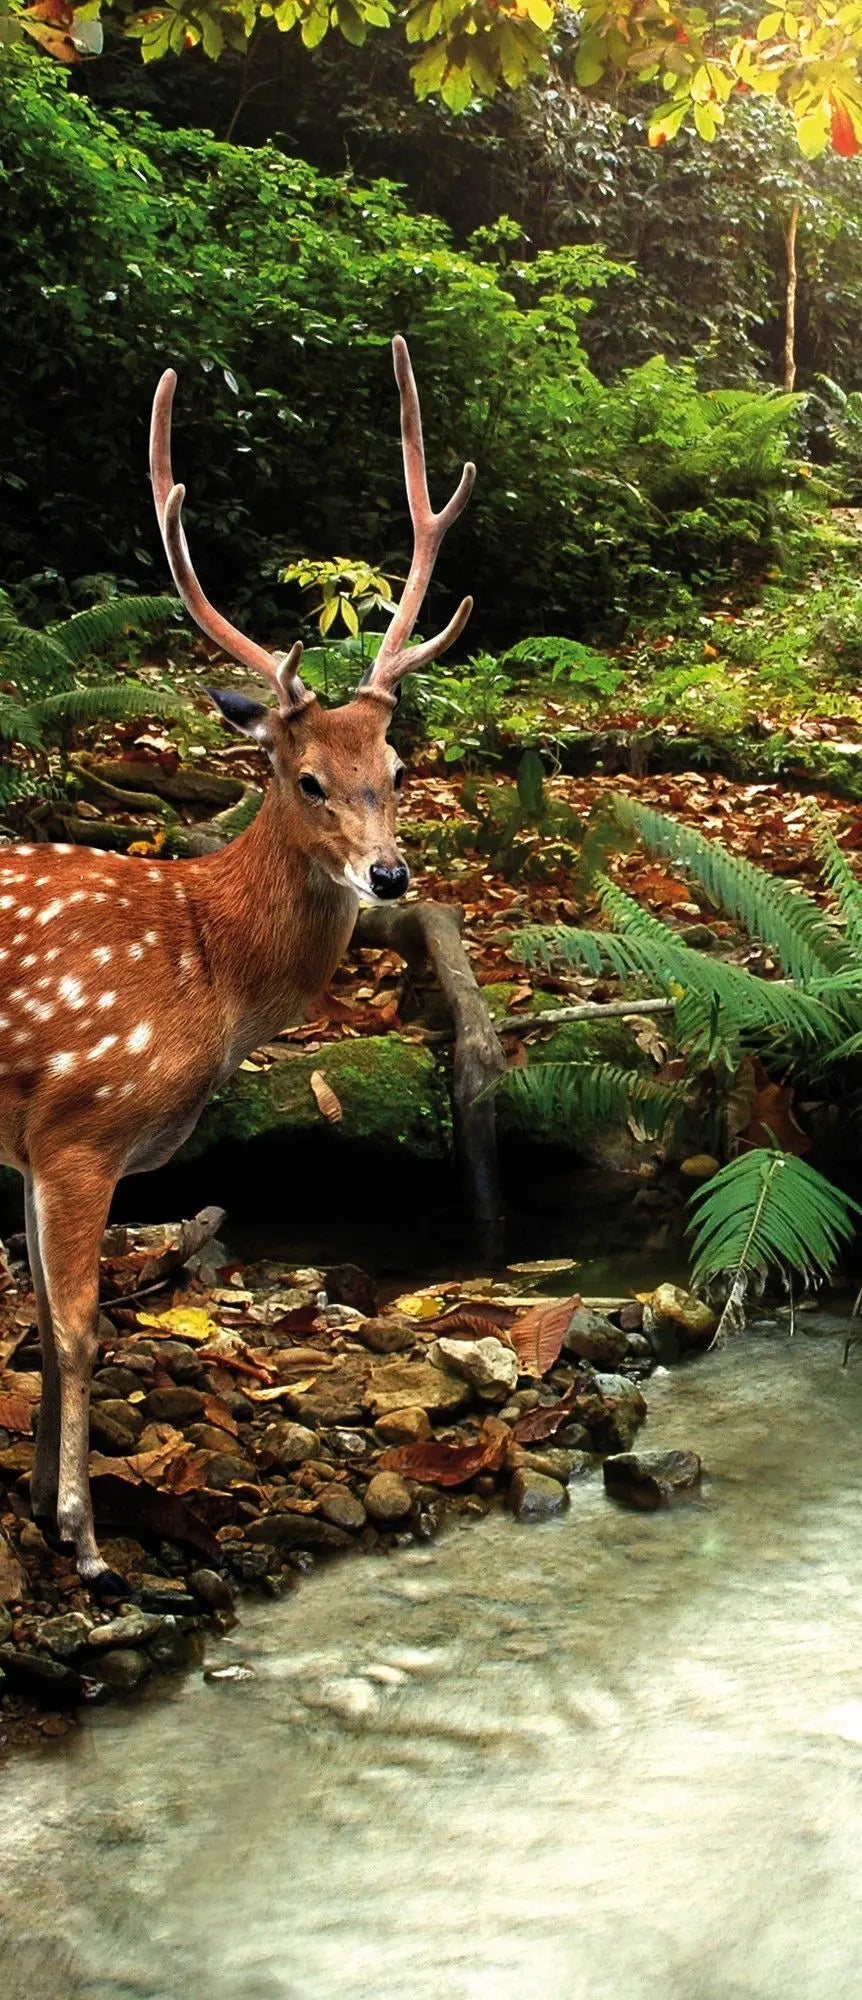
[
  {"xmin": 354, "ymin": 902, "xmax": 505, "ymax": 1256},
  {"xmin": 783, "ymin": 202, "xmax": 800, "ymax": 393}
]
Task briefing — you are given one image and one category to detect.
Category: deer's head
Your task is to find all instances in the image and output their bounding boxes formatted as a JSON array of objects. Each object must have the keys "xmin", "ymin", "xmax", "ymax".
[{"xmin": 150, "ymin": 339, "xmax": 475, "ymax": 905}]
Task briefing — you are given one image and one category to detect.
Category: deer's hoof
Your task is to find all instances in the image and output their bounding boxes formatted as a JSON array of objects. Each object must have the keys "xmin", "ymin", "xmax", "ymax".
[{"xmin": 87, "ymin": 1567, "xmax": 130, "ymax": 1601}]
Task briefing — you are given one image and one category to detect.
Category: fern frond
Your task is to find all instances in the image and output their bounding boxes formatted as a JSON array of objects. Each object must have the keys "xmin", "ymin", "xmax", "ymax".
[
  {"xmin": 47, "ymin": 596, "xmax": 181, "ymax": 669},
  {"xmin": 500, "ymin": 1059, "xmax": 685, "ymax": 1138},
  {"xmin": 26, "ymin": 682, "xmax": 179, "ymax": 736},
  {"xmin": 688, "ymin": 1149, "xmax": 859, "ymax": 1301},
  {"xmin": 810, "ymin": 810, "xmax": 862, "ymax": 956},
  {"xmin": 514, "ymin": 885, "xmax": 839, "ymax": 1054},
  {"xmin": 606, "ymin": 794, "xmax": 850, "ymax": 982}
]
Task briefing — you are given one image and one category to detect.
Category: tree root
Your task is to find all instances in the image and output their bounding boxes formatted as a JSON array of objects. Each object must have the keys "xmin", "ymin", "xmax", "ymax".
[{"xmin": 354, "ymin": 901, "xmax": 505, "ymax": 1255}]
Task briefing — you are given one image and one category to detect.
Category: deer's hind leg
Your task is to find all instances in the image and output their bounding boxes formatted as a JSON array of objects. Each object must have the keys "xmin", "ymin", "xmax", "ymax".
[
  {"xmin": 25, "ymin": 1177, "xmax": 62, "ymax": 1536},
  {"xmin": 29, "ymin": 1152, "xmax": 125, "ymax": 1596}
]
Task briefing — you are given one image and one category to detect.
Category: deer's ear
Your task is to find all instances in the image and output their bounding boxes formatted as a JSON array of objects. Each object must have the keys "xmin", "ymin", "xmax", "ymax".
[{"xmin": 206, "ymin": 688, "xmax": 271, "ymax": 741}]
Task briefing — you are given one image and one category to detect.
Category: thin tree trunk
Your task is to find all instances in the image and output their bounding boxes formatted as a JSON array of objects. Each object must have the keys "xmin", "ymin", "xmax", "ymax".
[{"xmin": 783, "ymin": 202, "xmax": 800, "ymax": 393}]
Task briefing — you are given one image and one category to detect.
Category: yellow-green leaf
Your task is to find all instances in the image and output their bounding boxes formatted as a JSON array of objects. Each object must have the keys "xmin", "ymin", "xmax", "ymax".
[{"xmin": 756, "ymin": 10, "xmax": 783, "ymax": 37}]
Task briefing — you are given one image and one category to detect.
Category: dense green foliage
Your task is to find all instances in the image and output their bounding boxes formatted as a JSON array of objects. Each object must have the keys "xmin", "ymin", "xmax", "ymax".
[
  {"xmin": 688, "ymin": 1149, "xmax": 859, "ymax": 1336},
  {"xmin": 0, "ymin": 54, "xmax": 821, "ymax": 646}
]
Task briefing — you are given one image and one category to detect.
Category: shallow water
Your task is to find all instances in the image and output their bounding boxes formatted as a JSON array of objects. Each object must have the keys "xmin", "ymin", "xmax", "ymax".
[{"xmin": 4, "ymin": 1320, "xmax": 862, "ymax": 2000}]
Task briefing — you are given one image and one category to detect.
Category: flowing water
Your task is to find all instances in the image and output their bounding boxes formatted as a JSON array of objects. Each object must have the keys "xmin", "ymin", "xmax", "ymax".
[{"xmin": 4, "ymin": 1318, "xmax": 862, "ymax": 2000}]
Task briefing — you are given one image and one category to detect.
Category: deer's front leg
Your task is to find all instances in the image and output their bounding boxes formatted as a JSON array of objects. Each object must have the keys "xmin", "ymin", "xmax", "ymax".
[
  {"xmin": 31, "ymin": 1155, "xmax": 125, "ymax": 1595},
  {"xmin": 25, "ymin": 1179, "xmax": 61, "ymax": 1533}
]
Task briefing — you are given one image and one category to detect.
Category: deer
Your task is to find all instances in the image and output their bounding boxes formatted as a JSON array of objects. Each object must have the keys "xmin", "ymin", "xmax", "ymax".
[{"xmin": 0, "ymin": 336, "xmax": 475, "ymax": 1595}]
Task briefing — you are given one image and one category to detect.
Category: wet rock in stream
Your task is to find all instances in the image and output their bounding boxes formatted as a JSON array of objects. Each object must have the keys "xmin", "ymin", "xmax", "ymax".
[
  {"xmin": 603, "ymin": 1448, "xmax": 703, "ymax": 1511},
  {"xmin": 0, "ymin": 1236, "xmax": 683, "ymax": 1753}
]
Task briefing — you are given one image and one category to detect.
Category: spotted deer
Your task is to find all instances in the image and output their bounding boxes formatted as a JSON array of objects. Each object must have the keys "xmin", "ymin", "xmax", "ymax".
[{"xmin": 0, "ymin": 337, "xmax": 475, "ymax": 1593}]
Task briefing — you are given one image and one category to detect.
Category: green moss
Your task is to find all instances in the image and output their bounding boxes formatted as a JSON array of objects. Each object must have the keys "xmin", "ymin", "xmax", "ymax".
[{"xmin": 180, "ymin": 1036, "xmax": 452, "ymax": 1162}]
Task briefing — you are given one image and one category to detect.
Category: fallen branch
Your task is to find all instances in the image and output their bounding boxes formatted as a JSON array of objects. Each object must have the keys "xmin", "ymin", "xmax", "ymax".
[
  {"xmin": 498, "ymin": 996, "xmax": 676, "ymax": 1035},
  {"xmin": 354, "ymin": 901, "xmax": 505, "ymax": 1251}
]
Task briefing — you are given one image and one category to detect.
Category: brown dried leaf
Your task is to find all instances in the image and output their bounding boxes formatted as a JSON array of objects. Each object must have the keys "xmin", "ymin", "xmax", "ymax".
[
  {"xmin": 510, "ymin": 1295, "xmax": 580, "ymax": 1377},
  {"xmin": 379, "ymin": 1420, "xmax": 508, "ymax": 1488},
  {"xmin": 510, "ymin": 1386, "xmax": 579, "ymax": 1443},
  {"xmin": 310, "ymin": 1070, "xmax": 342, "ymax": 1123},
  {"xmin": 0, "ymin": 1392, "xmax": 36, "ymax": 1434},
  {"xmin": 201, "ymin": 1396, "xmax": 239, "ymax": 1438},
  {"xmin": 429, "ymin": 1308, "xmax": 515, "ymax": 1347}
]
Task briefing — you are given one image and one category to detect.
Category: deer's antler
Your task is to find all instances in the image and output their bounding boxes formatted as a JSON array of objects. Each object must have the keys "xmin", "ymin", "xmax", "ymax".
[
  {"xmin": 150, "ymin": 370, "xmax": 312, "ymax": 715},
  {"xmin": 360, "ymin": 336, "xmax": 475, "ymax": 703}
]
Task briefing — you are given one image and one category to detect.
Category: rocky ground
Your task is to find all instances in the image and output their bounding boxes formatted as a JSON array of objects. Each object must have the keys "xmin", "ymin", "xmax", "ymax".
[{"xmin": 0, "ymin": 1221, "xmax": 713, "ymax": 1756}]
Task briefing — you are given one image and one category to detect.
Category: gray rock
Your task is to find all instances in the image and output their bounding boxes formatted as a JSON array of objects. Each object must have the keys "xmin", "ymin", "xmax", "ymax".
[
  {"xmin": 147, "ymin": 1620, "xmax": 200, "ymax": 1671},
  {"xmin": 603, "ymin": 1448, "xmax": 702, "ymax": 1512},
  {"xmin": 0, "ymin": 1644, "xmax": 84, "ymax": 1706},
  {"xmin": 0, "ymin": 1607, "xmax": 12, "ymax": 1645},
  {"xmin": 97, "ymin": 1647, "xmax": 150, "ymax": 1691},
  {"xmin": 509, "ymin": 1469, "xmax": 569, "ymax": 1522},
  {"xmin": 355, "ymin": 1316, "xmax": 416, "ymax": 1354},
  {"xmin": 593, "ymin": 1374, "xmax": 648, "ymax": 1452},
  {"xmin": 92, "ymin": 1366, "xmax": 148, "ymax": 1400},
  {"xmin": 259, "ymin": 1420, "xmax": 320, "ymax": 1471},
  {"xmin": 431, "ymin": 1336, "xmax": 518, "ymax": 1397},
  {"xmin": 139, "ymin": 1578, "xmax": 198, "ymax": 1614},
  {"xmin": 246, "ymin": 1513, "xmax": 354, "ymax": 1552},
  {"xmin": 34, "ymin": 1611, "xmax": 95, "ymax": 1660},
  {"xmin": 206, "ymin": 1451, "xmax": 253, "ymax": 1490},
  {"xmin": 86, "ymin": 1608, "xmax": 166, "ymax": 1651},
  {"xmin": 364, "ymin": 1471, "xmax": 412, "ymax": 1524},
  {"xmin": 188, "ymin": 1567, "xmax": 236, "ymax": 1612},
  {"xmin": 564, "ymin": 1307, "xmax": 629, "ymax": 1369},
  {"xmin": 508, "ymin": 1446, "xmax": 576, "ymax": 1484},
  {"xmin": 142, "ymin": 1386, "xmax": 206, "ymax": 1426},
  {"xmin": 318, "ymin": 1487, "xmax": 367, "ymax": 1531},
  {"xmin": 366, "ymin": 1358, "xmax": 471, "ymax": 1421},
  {"xmin": 90, "ymin": 1400, "xmax": 145, "ymax": 1453}
]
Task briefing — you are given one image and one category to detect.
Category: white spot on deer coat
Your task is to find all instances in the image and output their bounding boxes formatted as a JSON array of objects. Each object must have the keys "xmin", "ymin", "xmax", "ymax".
[
  {"xmin": 93, "ymin": 946, "xmax": 112, "ymax": 965},
  {"xmin": 127, "ymin": 1021, "xmax": 152, "ymax": 1054},
  {"xmin": 97, "ymin": 991, "xmax": 117, "ymax": 1010},
  {"xmin": 58, "ymin": 975, "xmax": 85, "ymax": 1010},
  {"xmin": 48, "ymin": 1051, "xmax": 76, "ymax": 1075},
  {"xmin": 87, "ymin": 1035, "xmax": 117, "ymax": 1061},
  {"xmin": 37, "ymin": 900, "xmax": 64, "ymax": 925}
]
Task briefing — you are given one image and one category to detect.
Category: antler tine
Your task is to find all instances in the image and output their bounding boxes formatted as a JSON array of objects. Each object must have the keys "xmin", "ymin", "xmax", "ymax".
[
  {"xmin": 150, "ymin": 370, "xmax": 312, "ymax": 714},
  {"xmin": 361, "ymin": 336, "xmax": 475, "ymax": 699}
]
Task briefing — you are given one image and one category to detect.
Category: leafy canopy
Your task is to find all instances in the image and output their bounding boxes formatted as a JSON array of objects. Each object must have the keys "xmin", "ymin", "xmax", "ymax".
[{"xmin": 4, "ymin": 0, "xmax": 862, "ymax": 153}]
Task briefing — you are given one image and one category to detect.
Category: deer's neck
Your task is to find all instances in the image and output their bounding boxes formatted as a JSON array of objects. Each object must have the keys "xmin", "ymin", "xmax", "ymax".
[{"xmin": 187, "ymin": 788, "xmax": 357, "ymax": 1055}]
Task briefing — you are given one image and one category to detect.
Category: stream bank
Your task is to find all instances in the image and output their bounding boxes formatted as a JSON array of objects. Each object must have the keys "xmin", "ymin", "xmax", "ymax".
[
  {"xmin": 3, "ymin": 1318, "xmax": 862, "ymax": 2000},
  {"xmin": 0, "ymin": 1228, "xmax": 711, "ymax": 1755}
]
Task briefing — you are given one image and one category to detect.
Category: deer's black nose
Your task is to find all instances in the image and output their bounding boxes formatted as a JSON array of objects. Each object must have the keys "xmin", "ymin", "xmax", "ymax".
[{"xmin": 369, "ymin": 861, "xmax": 409, "ymax": 901}]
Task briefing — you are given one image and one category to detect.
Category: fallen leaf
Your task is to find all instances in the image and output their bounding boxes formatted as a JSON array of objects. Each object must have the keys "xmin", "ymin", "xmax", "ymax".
[
  {"xmin": 310, "ymin": 1070, "xmax": 342, "ymax": 1123},
  {"xmin": 136, "ymin": 1306, "xmax": 222, "ymax": 1343},
  {"xmin": 0, "ymin": 1392, "xmax": 36, "ymax": 1434},
  {"xmin": 510, "ymin": 1295, "xmax": 580, "ymax": 1377},
  {"xmin": 429, "ymin": 1308, "xmax": 515, "ymax": 1346},
  {"xmin": 510, "ymin": 1387, "xmax": 580, "ymax": 1443},
  {"xmin": 391, "ymin": 1291, "xmax": 449, "ymax": 1321},
  {"xmin": 379, "ymin": 1421, "xmax": 508, "ymax": 1487}
]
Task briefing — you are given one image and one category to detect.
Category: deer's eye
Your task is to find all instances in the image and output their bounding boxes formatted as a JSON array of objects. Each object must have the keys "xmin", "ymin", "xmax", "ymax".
[
  {"xmin": 393, "ymin": 765, "xmax": 405, "ymax": 792},
  {"xmin": 299, "ymin": 773, "xmax": 326, "ymax": 804}
]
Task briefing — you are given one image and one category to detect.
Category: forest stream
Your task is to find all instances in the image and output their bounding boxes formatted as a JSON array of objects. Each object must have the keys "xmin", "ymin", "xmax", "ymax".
[{"xmin": 2, "ymin": 1315, "xmax": 862, "ymax": 1999}]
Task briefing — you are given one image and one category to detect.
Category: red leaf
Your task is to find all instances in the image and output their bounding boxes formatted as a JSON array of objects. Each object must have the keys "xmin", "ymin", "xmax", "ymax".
[
  {"xmin": 430, "ymin": 1308, "xmax": 515, "ymax": 1345},
  {"xmin": 831, "ymin": 93, "xmax": 860, "ymax": 157},
  {"xmin": 510, "ymin": 1384, "xmax": 586, "ymax": 1443},
  {"xmin": 0, "ymin": 1392, "xmax": 36, "ymax": 1434},
  {"xmin": 379, "ymin": 1421, "xmax": 508, "ymax": 1488},
  {"xmin": 510, "ymin": 1295, "xmax": 580, "ymax": 1377}
]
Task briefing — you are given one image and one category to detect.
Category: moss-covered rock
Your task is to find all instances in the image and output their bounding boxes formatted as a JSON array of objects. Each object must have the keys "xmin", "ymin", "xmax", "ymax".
[{"xmin": 180, "ymin": 1036, "xmax": 452, "ymax": 1163}]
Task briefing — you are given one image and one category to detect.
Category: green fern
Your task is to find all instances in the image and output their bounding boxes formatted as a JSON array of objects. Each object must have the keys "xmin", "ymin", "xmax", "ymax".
[
  {"xmin": 25, "ymin": 682, "xmax": 176, "ymax": 737},
  {"xmin": 608, "ymin": 794, "xmax": 849, "ymax": 983},
  {"xmin": 810, "ymin": 809, "xmax": 862, "ymax": 957},
  {"xmin": 688, "ymin": 1149, "xmax": 860, "ymax": 1338},
  {"xmin": 515, "ymin": 879, "xmax": 839, "ymax": 1059},
  {"xmin": 0, "ymin": 589, "xmax": 181, "ymax": 695},
  {"xmin": 500, "ymin": 1060, "xmax": 686, "ymax": 1139}
]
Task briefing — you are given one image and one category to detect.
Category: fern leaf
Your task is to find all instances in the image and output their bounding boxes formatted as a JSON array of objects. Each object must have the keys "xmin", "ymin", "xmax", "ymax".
[
  {"xmin": 26, "ymin": 682, "xmax": 180, "ymax": 736},
  {"xmin": 606, "ymin": 794, "xmax": 849, "ymax": 982},
  {"xmin": 500, "ymin": 1060, "xmax": 686, "ymax": 1139},
  {"xmin": 810, "ymin": 810, "xmax": 862, "ymax": 957},
  {"xmin": 688, "ymin": 1150, "xmax": 860, "ymax": 1316},
  {"xmin": 47, "ymin": 596, "xmax": 181, "ymax": 669}
]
